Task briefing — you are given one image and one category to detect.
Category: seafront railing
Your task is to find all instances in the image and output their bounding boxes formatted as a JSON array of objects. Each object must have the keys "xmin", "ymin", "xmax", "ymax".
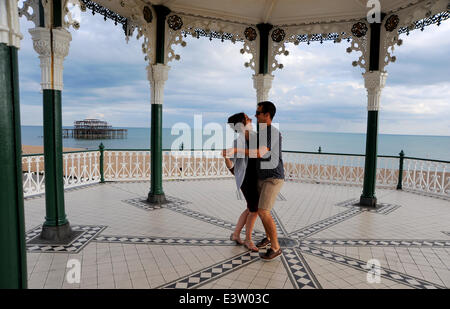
[
  {"xmin": 22, "ymin": 147, "xmax": 449, "ymax": 198},
  {"xmin": 22, "ymin": 150, "xmax": 101, "ymax": 196}
]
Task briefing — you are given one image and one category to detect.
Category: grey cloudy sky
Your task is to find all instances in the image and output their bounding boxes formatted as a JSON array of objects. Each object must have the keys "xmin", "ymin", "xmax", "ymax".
[{"xmin": 17, "ymin": 6, "xmax": 450, "ymax": 136}]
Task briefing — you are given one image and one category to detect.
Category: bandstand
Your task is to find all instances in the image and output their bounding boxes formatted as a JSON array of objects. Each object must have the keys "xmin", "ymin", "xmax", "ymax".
[{"xmin": 0, "ymin": 0, "xmax": 449, "ymax": 289}]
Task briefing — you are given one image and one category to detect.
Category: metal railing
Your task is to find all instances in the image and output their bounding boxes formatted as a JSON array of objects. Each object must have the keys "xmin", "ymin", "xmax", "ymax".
[
  {"xmin": 22, "ymin": 150, "xmax": 101, "ymax": 196},
  {"xmin": 22, "ymin": 146, "xmax": 449, "ymax": 198}
]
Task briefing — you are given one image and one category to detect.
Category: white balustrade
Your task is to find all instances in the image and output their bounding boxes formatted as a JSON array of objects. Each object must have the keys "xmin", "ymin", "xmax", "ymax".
[
  {"xmin": 22, "ymin": 151, "xmax": 101, "ymax": 197},
  {"xmin": 402, "ymin": 158, "xmax": 449, "ymax": 196},
  {"xmin": 22, "ymin": 150, "xmax": 449, "ymax": 199}
]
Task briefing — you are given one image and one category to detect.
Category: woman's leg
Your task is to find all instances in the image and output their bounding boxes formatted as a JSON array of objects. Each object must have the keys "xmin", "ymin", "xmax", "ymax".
[
  {"xmin": 245, "ymin": 211, "xmax": 258, "ymax": 241},
  {"xmin": 232, "ymin": 209, "xmax": 249, "ymax": 242}
]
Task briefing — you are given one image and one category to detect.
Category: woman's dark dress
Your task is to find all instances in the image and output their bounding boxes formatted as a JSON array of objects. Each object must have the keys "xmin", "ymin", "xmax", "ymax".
[
  {"xmin": 240, "ymin": 155, "xmax": 259, "ymax": 212},
  {"xmin": 229, "ymin": 137, "xmax": 259, "ymax": 212}
]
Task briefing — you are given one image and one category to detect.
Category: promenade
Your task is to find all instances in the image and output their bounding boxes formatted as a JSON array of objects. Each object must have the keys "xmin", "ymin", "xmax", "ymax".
[{"xmin": 24, "ymin": 179, "xmax": 450, "ymax": 289}]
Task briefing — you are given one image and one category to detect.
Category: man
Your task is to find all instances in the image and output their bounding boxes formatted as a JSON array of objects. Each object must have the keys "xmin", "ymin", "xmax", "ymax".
[{"xmin": 254, "ymin": 101, "xmax": 285, "ymax": 261}]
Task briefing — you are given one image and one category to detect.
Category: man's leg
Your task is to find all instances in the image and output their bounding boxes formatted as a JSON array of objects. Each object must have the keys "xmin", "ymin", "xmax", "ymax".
[
  {"xmin": 258, "ymin": 209, "xmax": 280, "ymax": 251},
  {"xmin": 256, "ymin": 178, "xmax": 284, "ymax": 254}
]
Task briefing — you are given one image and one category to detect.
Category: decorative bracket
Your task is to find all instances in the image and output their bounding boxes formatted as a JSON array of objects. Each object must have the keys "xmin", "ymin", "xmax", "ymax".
[{"xmin": 19, "ymin": 0, "xmax": 82, "ymax": 30}]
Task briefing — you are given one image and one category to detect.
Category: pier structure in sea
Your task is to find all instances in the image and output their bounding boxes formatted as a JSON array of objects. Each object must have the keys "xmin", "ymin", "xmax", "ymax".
[{"xmin": 63, "ymin": 119, "xmax": 127, "ymax": 139}]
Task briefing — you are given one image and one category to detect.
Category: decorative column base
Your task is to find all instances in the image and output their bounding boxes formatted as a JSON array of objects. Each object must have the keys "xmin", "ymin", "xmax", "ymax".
[
  {"xmin": 39, "ymin": 222, "xmax": 74, "ymax": 243},
  {"xmin": 147, "ymin": 193, "xmax": 167, "ymax": 204},
  {"xmin": 359, "ymin": 196, "xmax": 377, "ymax": 208}
]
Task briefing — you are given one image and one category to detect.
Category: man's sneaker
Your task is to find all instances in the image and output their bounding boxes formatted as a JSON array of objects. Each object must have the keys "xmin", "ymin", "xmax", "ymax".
[
  {"xmin": 260, "ymin": 248, "xmax": 282, "ymax": 261},
  {"xmin": 256, "ymin": 237, "xmax": 270, "ymax": 248}
]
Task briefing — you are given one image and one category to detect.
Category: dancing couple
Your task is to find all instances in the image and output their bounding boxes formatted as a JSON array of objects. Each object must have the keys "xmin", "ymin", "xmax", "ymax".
[{"xmin": 222, "ymin": 101, "xmax": 285, "ymax": 261}]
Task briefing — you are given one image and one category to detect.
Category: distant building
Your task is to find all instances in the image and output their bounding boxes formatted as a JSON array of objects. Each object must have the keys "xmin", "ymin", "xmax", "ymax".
[{"xmin": 63, "ymin": 119, "xmax": 127, "ymax": 139}]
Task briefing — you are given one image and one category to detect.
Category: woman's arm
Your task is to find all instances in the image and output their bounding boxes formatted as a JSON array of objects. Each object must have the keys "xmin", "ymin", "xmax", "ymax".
[
  {"xmin": 222, "ymin": 149, "xmax": 234, "ymax": 169},
  {"xmin": 234, "ymin": 146, "xmax": 269, "ymax": 158}
]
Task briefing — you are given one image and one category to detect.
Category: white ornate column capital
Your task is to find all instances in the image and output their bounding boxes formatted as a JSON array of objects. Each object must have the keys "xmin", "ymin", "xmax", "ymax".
[
  {"xmin": 147, "ymin": 63, "xmax": 170, "ymax": 105},
  {"xmin": 29, "ymin": 27, "xmax": 72, "ymax": 91},
  {"xmin": 363, "ymin": 71, "xmax": 388, "ymax": 111},
  {"xmin": 0, "ymin": 0, "xmax": 23, "ymax": 48},
  {"xmin": 252, "ymin": 74, "xmax": 274, "ymax": 103}
]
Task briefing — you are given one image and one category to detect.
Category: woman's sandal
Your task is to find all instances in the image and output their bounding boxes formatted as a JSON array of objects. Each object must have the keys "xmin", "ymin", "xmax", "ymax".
[
  {"xmin": 230, "ymin": 233, "xmax": 244, "ymax": 245},
  {"xmin": 244, "ymin": 240, "xmax": 259, "ymax": 252}
]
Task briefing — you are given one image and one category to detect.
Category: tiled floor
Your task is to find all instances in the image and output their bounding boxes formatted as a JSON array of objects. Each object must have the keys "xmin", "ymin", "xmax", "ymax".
[{"xmin": 24, "ymin": 179, "xmax": 450, "ymax": 289}]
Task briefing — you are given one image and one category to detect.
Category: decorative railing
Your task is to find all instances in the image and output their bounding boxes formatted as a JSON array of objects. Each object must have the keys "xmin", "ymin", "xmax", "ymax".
[
  {"xmin": 402, "ymin": 157, "xmax": 449, "ymax": 196},
  {"xmin": 103, "ymin": 150, "xmax": 232, "ymax": 181},
  {"xmin": 22, "ymin": 151, "xmax": 101, "ymax": 197},
  {"xmin": 22, "ymin": 147, "xmax": 449, "ymax": 198},
  {"xmin": 283, "ymin": 151, "xmax": 400, "ymax": 188}
]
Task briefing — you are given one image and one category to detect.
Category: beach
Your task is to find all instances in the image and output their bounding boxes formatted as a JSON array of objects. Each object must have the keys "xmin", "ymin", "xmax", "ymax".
[{"xmin": 22, "ymin": 145, "xmax": 84, "ymax": 155}]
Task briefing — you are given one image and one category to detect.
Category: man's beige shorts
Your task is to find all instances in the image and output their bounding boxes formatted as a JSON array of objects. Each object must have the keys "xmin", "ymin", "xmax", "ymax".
[{"xmin": 257, "ymin": 178, "xmax": 284, "ymax": 211}]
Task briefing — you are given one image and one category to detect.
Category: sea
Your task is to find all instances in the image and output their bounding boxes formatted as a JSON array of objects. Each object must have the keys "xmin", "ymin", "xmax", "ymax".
[{"xmin": 21, "ymin": 126, "xmax": 450, "ymax": 161}]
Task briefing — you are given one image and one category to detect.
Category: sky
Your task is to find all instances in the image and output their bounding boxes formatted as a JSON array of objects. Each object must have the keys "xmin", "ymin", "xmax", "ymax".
[{"xmin": 16, "ymin": 3, "xmax": 450, "ymax": 136}]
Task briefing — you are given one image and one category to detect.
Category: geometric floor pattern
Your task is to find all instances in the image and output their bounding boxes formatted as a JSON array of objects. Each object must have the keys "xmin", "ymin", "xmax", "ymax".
[
  {"xmin": 26, "ymin": 225, "xmax": 107, "ymax": 254},
  {"xmin": 335, "ymin": 198, "xmax": 402, "ymax": 215},
  {"xmin": 299, "ymin": 245, "xmax": 446, "ymax": 289},
  {"xmin": 23, "ymin": 180, "xmax": 450, "ymax": 289},
  {"xmin": 159, "ymin": 251, "xmax": 261, "ymax": 289}
]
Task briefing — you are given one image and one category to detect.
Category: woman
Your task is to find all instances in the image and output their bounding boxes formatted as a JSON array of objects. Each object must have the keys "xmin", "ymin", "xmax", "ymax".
[{"xmin": 222, "ymin": 112, "xmax": 260, "ymax": 252}]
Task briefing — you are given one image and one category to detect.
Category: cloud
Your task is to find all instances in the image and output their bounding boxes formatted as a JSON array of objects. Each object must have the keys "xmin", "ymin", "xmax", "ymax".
[{"xmin": 16, "ymin": 8, "xmax": 450, "ymax": 136}]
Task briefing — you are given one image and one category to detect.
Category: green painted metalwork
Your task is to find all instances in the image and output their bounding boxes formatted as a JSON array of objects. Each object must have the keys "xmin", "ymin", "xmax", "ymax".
[
  {"xmin": 147, "ymin": 5, "xmax": 171, "ymax": 202},
  {"xmin": 43, "ymin": 89, "xmax": 68, "ymax": 226},
  {"xmin": 38, "ymin": 0, "xmax": 45, "ymax": 27},
  {"xmin": 397, "ymin": 150, "xmax": 405, "ymax": 190},
  {"xmin": 150, "ymin": 103, "xmax": 164, "ymax": 196},
  {"xmin": 53, "ymin": 0, "xmax": 63, "ymax": 28},
  {"xmin": 0, "ymin": 44, "xmax": 28, "ymax": 289},
  {"xmin": 360, "ymin": 17, "xmax": 385, "ymax": 207},
  {"xmin": 361, "ymin": 110, "xmax": 379, "ymax": 204},
  {"xmin": 256, "ymin": 23, "xmax": 273, "ymax": 75},
  {"xmin": 99, "ymin": 143, "xmax": 105, "ymax": 183},
  {"xmin": 153, "ymin": 5, "xmax": 171, "ymax": 64}
]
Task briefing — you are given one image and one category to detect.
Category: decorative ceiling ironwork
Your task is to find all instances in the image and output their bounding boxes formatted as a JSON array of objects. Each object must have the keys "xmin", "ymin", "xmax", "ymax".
[
  {"xmin": 244, "ymin": 27, "xmax": 257, "ymax": 41},
  {"xmin": 399, "ymin": 10, "xmax": 450, "ymax": 35},
  {"xmin": 79, "ymin": 0, "xmax": 128, "ymax": 33},
  {"xmin": 351, "ymin": 21, "xmax": 368, "ymax": 38},
  {"xmin": 271, "ymin": 28, "xmax": 286, "ymax": 42},
  {"xmin": 385, "ymin": 15, "xmax": 400, "ymax": 32},
  {"xmin": 167, "ymin": 15, "xmax": 183, "ymax": 31},
  {"xmin": 295, "ymin": 32, "xmax": 351, "ymax": 45},
  {"xmin": 182, "ymin": 29, "xmax": 236, "ymax": 42},
  {"xmin": 143, "ymin": 6, "xmax": 152, "ymax": 23},
  {"xmin": 294, "ymin": 10, "xmax": 449, "ymax": 45}
]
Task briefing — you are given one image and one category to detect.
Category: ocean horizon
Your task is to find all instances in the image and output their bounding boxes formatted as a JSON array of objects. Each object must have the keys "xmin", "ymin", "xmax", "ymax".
[{"xmin": 20, "ymin": 125, "xmax": 450, "ymax": 161}]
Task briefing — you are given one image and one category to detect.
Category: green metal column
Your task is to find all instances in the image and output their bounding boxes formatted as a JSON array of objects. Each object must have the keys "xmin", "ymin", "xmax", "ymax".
[
  {"xmin": 42, "ymin": 89, "xmax": 68, "ymax": 227},
  {"xmin": 150, "ymin": 103, "xmax": 164, "ymax": 197},
  {"xmin": 360, "ymin": 110, "xmax": 379, "ymax": 206},
  {"xmin": 256, "ymin": 23, "xmax": 273, "ymax": 75},
  {"xmin": 148, "ymin": 5, "xmax": 170, "ymax": 204},
  {"xmin": 0, "ymin": 43, "xmax": 28, "ymax": 289},
  {"xmin": 360, "ymin": 19, "xmax": 383, "ymax": 207},
  {"xmin": 36, "ymin": 0, "xmax": 73, "ymax": 240}
]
